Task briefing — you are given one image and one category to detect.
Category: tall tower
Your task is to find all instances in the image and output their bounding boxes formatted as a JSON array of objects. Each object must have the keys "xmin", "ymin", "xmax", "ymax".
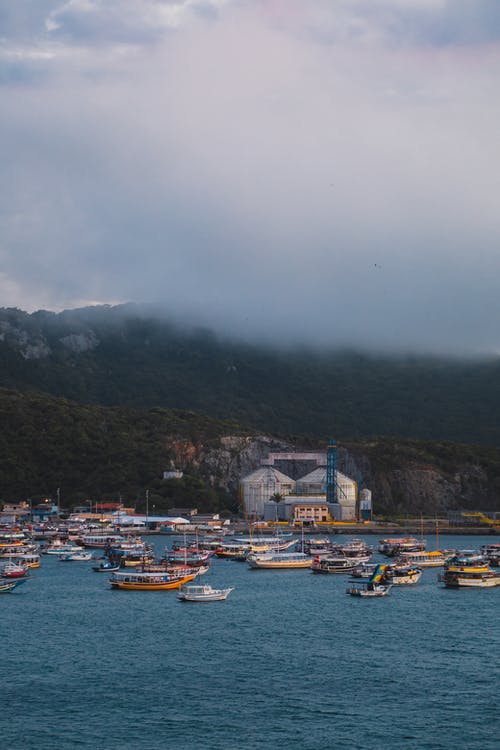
[{"xmin": 326, "ymin": 440, "xmax": 337, "ymax": 503}]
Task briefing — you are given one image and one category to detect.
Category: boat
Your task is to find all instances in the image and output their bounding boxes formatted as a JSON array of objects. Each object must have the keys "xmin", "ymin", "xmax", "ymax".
[
  {"xmin": 44, "ymin": 541, "xmax": 85, "ymax": 556},
  {"xmin": 312, "ymin": 555, "xmax": 365, "ymax": 574},
  {"xmin": 247, "ymin": 552, "xmax": 312, "ymax": 569},
  {"xmin": 177, "ymin": 584, "xmax": 234, "ymax": 602},
  {"xmin": 0, "ymin": 578, "xmax": 27, "ymax": 593},
  {"xmin": 346, "ymin": 582, "xmax": 393, "ymax": 597},
  {"xmin": 384, "ymin": 564, "xmax": 422, "ymax": 585},
  {"xmin": 351, "ymin": 562, "xmax": 379, "ymax": 579},
  {"xmin": 109, "ymin": 571, "xmax": 198, "ymax": 590},
  {"xmin": 481, "ymin": 544, "xmax": 500, "ymax": 567},
  {"xmin": 346, "ymin": 564, "xmax": 393, "ymax": 596},
  {"xmin": 92, "ymin": 560, "xmax": 121, "ymax": 573},
  {"xmin": 378, "ymin": 537, "xmax": 426, "ymax": 556},
  {"xmin": 59, "ymin": 551, "xmax": 93, "ymax": 561},
  {"xmin": 0, "ymin": 561, "xmax": 29, "ymax": 578},
  {"xmin": 441, "ymin": 557, "xmax": 500, "ymax": 588},
  {"xmin": 396, "ymin": 550, "xmax": 449, "ymax": 568}
]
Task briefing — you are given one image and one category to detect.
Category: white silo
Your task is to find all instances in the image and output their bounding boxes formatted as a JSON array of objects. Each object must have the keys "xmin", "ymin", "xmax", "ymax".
[{"xmin": 240, "ymin": 466, "xmax": 296, "ymax": 519}]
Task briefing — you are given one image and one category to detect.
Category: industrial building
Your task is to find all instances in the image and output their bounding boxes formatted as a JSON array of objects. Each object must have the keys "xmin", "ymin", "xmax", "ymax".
[
  {"xmin": 240, "ymin": 446, "xmax": 370, "ymax": 522},
  {"xmin": 239, "ymin": 466, "xmax": 296, "ymax": 519}
]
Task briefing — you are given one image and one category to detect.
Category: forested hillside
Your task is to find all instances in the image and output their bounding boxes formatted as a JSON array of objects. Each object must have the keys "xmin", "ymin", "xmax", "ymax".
[
  {"xmin": 1, "ymin": 387, "xmax": 500, "ymax": 515},
  {"xmin": 1, "ymin": 305, "xmax": 500, "ymax": 446}
]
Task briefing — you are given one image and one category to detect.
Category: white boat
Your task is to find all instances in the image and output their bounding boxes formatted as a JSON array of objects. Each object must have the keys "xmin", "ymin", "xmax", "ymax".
[
  {"xmin": 441, "ymin": 557, "xmax": 500, "ymax": 588},
  {"xmin": 59, "ymin": 551, "xmax": 93, "ymax": 561},
  {"xmin": 396, "ymin": 550, "xmax": 449, "ymax": 568},
  {"xmin": 384, "ymin": 565, "xmax": 422, "ymax": 585},
  {"xmin": 247, "ymin": 552, "xmax": 312, "ymax": 569},
  {"xmin": 346, "ymin": 583, "xmax": 393, "ymax": 597},
  {"xmin": 177, "ymin": 584, "xmax": 234, "ymax": 602},
  {"xmin": 312, "ymin": 556, "xmax": 365, "ymax": 574},
  {"xmin": 45, "ymin": 541, "xmax": 85, "ymax": 556}
]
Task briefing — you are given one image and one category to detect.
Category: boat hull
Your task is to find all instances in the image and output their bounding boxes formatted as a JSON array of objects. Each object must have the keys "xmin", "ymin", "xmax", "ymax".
[{"xmin": 109, "ymin": 573, "xmax": 196, "ymax": 590}]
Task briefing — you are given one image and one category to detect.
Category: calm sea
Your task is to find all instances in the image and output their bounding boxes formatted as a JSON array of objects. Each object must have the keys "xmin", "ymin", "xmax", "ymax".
[{"xmin": 1, "ymin": 534, "xmax": 499, "ymax": 750}]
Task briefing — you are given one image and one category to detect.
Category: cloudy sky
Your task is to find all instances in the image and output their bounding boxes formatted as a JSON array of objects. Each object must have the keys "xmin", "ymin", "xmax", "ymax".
[{"xmin": 1, "ymin": 0, "xmax": 500, "ymax": 353}]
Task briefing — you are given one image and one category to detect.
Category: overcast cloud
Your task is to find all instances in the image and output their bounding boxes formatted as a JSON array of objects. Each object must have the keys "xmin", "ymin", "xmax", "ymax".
[{"xmin": 1, "ymin": 0, "xmax": 500, "ymax": 353}]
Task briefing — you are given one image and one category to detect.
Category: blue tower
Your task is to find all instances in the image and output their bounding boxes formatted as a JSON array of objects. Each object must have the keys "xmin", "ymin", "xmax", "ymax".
[{"xmin": 326, "ymin": 440, "xmax": 337, "ymax": 503}]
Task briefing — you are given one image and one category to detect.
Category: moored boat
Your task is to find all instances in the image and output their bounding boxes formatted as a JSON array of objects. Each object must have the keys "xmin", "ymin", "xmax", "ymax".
[
  {"xmin": 109, "ymin": 571, "xmax": 198, "ymax": 590},
  {"xmin": 384, "ymin": 564, "xmax": 422, "ymax": 585},
  {"xmin": 396, "ymin": 550, "xmax": 449, "ymax": 568},
  {"xmin": 312, "ymin": 555, "xmax": 365, "ymax": 574},
  {"xmin": 177, "ymin": 584, "xmax": 234, "ymax": 602},
  {"xmin": 441, "ymin": 556, "xmax": 500, "ymax": 588},
  {"xmin": 59, "ymin": 551, "xmax": 93, "ymax": 561},
  {"xmin": 0, "ymin": 561, "xmax": 29, "ymax": 578},
  {"xmin": 0, "ymin": 578, "xmax": 27, "ymax": 593},
  {"xmin": 247, "ymin": 552, "xmax": 312, "ymax": 569},
  {"xmin": 346, "ymin": 582, "xmax": 392, "ymax": 597}
]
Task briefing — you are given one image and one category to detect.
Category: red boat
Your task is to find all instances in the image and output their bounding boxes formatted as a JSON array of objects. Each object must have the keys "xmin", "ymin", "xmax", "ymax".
[{"xmin": 1, "ymin": 561, "xmax": 29, "ymax": 578}]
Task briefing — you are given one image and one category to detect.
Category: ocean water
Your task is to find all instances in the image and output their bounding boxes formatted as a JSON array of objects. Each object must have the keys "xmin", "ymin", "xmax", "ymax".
[{"xmin": 1, "ymin": 534, "xmax": 499, "ymax": 750}]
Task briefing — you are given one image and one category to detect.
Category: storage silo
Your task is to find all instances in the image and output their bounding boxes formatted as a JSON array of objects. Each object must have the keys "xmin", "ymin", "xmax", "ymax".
[
  {"xmin": 240, "ymin": 467, "xmax": 296, "ymax": 519},
  {"xmin": 296, "ymin": 467, "xmax": 358, "ymax": 521},
  {"xmin": 359, "ymin": 489, "xmax": 372, "ymax": 521}
]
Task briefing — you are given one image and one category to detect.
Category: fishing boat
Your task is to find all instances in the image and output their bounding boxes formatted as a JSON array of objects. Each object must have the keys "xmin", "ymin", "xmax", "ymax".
[
  {"xmin": 177, "ymin": 584, "xmax": 234, "ymax": 602},
  {"xmin": 247, "ymin": 552, "xmax": 312, "ymax": 569},
  {"xmin": 347, "ymin": 564, "xmax": 392, "ymax": 596},
  {"xmin": 346, "ymin": 582, "xmax": 392, "ymax": 597},
  {"xmin": 441, "ymin": 557, "xmax": 500, "ymax": 588},
  {"xmin": 109, "ymin": 571, "xmax": 198, "ymax": 590}
]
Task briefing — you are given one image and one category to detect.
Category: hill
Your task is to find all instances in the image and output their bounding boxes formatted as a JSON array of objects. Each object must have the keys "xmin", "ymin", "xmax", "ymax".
[
  {"xmin": 0, "ymin": 387, "xmax": 499, "ymax": 516},
  {"xmin": 1, "ymin": 304, "xmax": 500, "ymax": 447}
]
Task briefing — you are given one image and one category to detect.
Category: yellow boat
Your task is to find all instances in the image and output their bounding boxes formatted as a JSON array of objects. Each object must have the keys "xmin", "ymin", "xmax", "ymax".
[{"xmin": 109, "ymin": 571, "xmax": 197, "ymax": 590}]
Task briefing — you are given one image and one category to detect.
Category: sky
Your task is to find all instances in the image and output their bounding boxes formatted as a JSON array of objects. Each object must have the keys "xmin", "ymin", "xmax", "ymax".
[{"xmin": 1, "ymin": 0, "xmax": 500, "ymax": 353}]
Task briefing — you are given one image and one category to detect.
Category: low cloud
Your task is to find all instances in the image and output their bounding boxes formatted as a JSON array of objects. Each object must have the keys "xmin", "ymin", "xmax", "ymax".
[{"xmin": 1, "ymin": 1, "xmax": 500, "ymax": 353}]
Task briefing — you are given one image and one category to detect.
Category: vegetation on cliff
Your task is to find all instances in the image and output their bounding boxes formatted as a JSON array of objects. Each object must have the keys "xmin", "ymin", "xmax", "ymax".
[{"xmin": 1, "ymin": 305, "xmax": 500, "ymax": 447}]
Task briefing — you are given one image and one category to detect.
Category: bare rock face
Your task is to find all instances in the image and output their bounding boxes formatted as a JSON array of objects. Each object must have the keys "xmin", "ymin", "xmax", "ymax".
[
  {"xmin": 59, "ymin": 331, "xmax": 99, "ymax": 353},
  {"xmin": 199, "ymin": 435, "xmax": 297, "ymax": 494},
  {"xmin": 0, "ymin": 321, "xmax": 51, "ymax": 359},
  {"xmin": 193, "ymin": 438, "xmax": 499, "ymax": 515}
]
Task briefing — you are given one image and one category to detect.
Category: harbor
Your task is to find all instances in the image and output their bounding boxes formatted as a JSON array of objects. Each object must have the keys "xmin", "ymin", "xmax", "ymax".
[{"xmin": 2, "ymin": 528, "xmax": 499, "ymax": 750}]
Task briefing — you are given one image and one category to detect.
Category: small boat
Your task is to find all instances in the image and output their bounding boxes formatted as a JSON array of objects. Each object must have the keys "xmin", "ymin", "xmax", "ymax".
[
  {"xmin": 347, "ymin": 563, "xmax": 393, "ymax": 596},
  {"xmin": 0, "ymin": 578, "xmax": 27, "ymax": 593},
  {"xmin": 0, "ymin": 561, "xmax": 29, "ymax": 578},
  {"xmin": 59, "ymin": 551, "xmax": 93, "ymax": 562},
  {"xmin": 92, "ymin": 560, "xmax": 121, "ymax": 573},
  {"xmin": 351, "ymin": 563, "xmax": 379, "ymax": 579},
  {"xmin": 346, "ymin": 582, "xmax": 393, "ymax": 597},
  {"xmin": 177, "ymin": 584, "xmax": 234, "ymax": 602}
]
